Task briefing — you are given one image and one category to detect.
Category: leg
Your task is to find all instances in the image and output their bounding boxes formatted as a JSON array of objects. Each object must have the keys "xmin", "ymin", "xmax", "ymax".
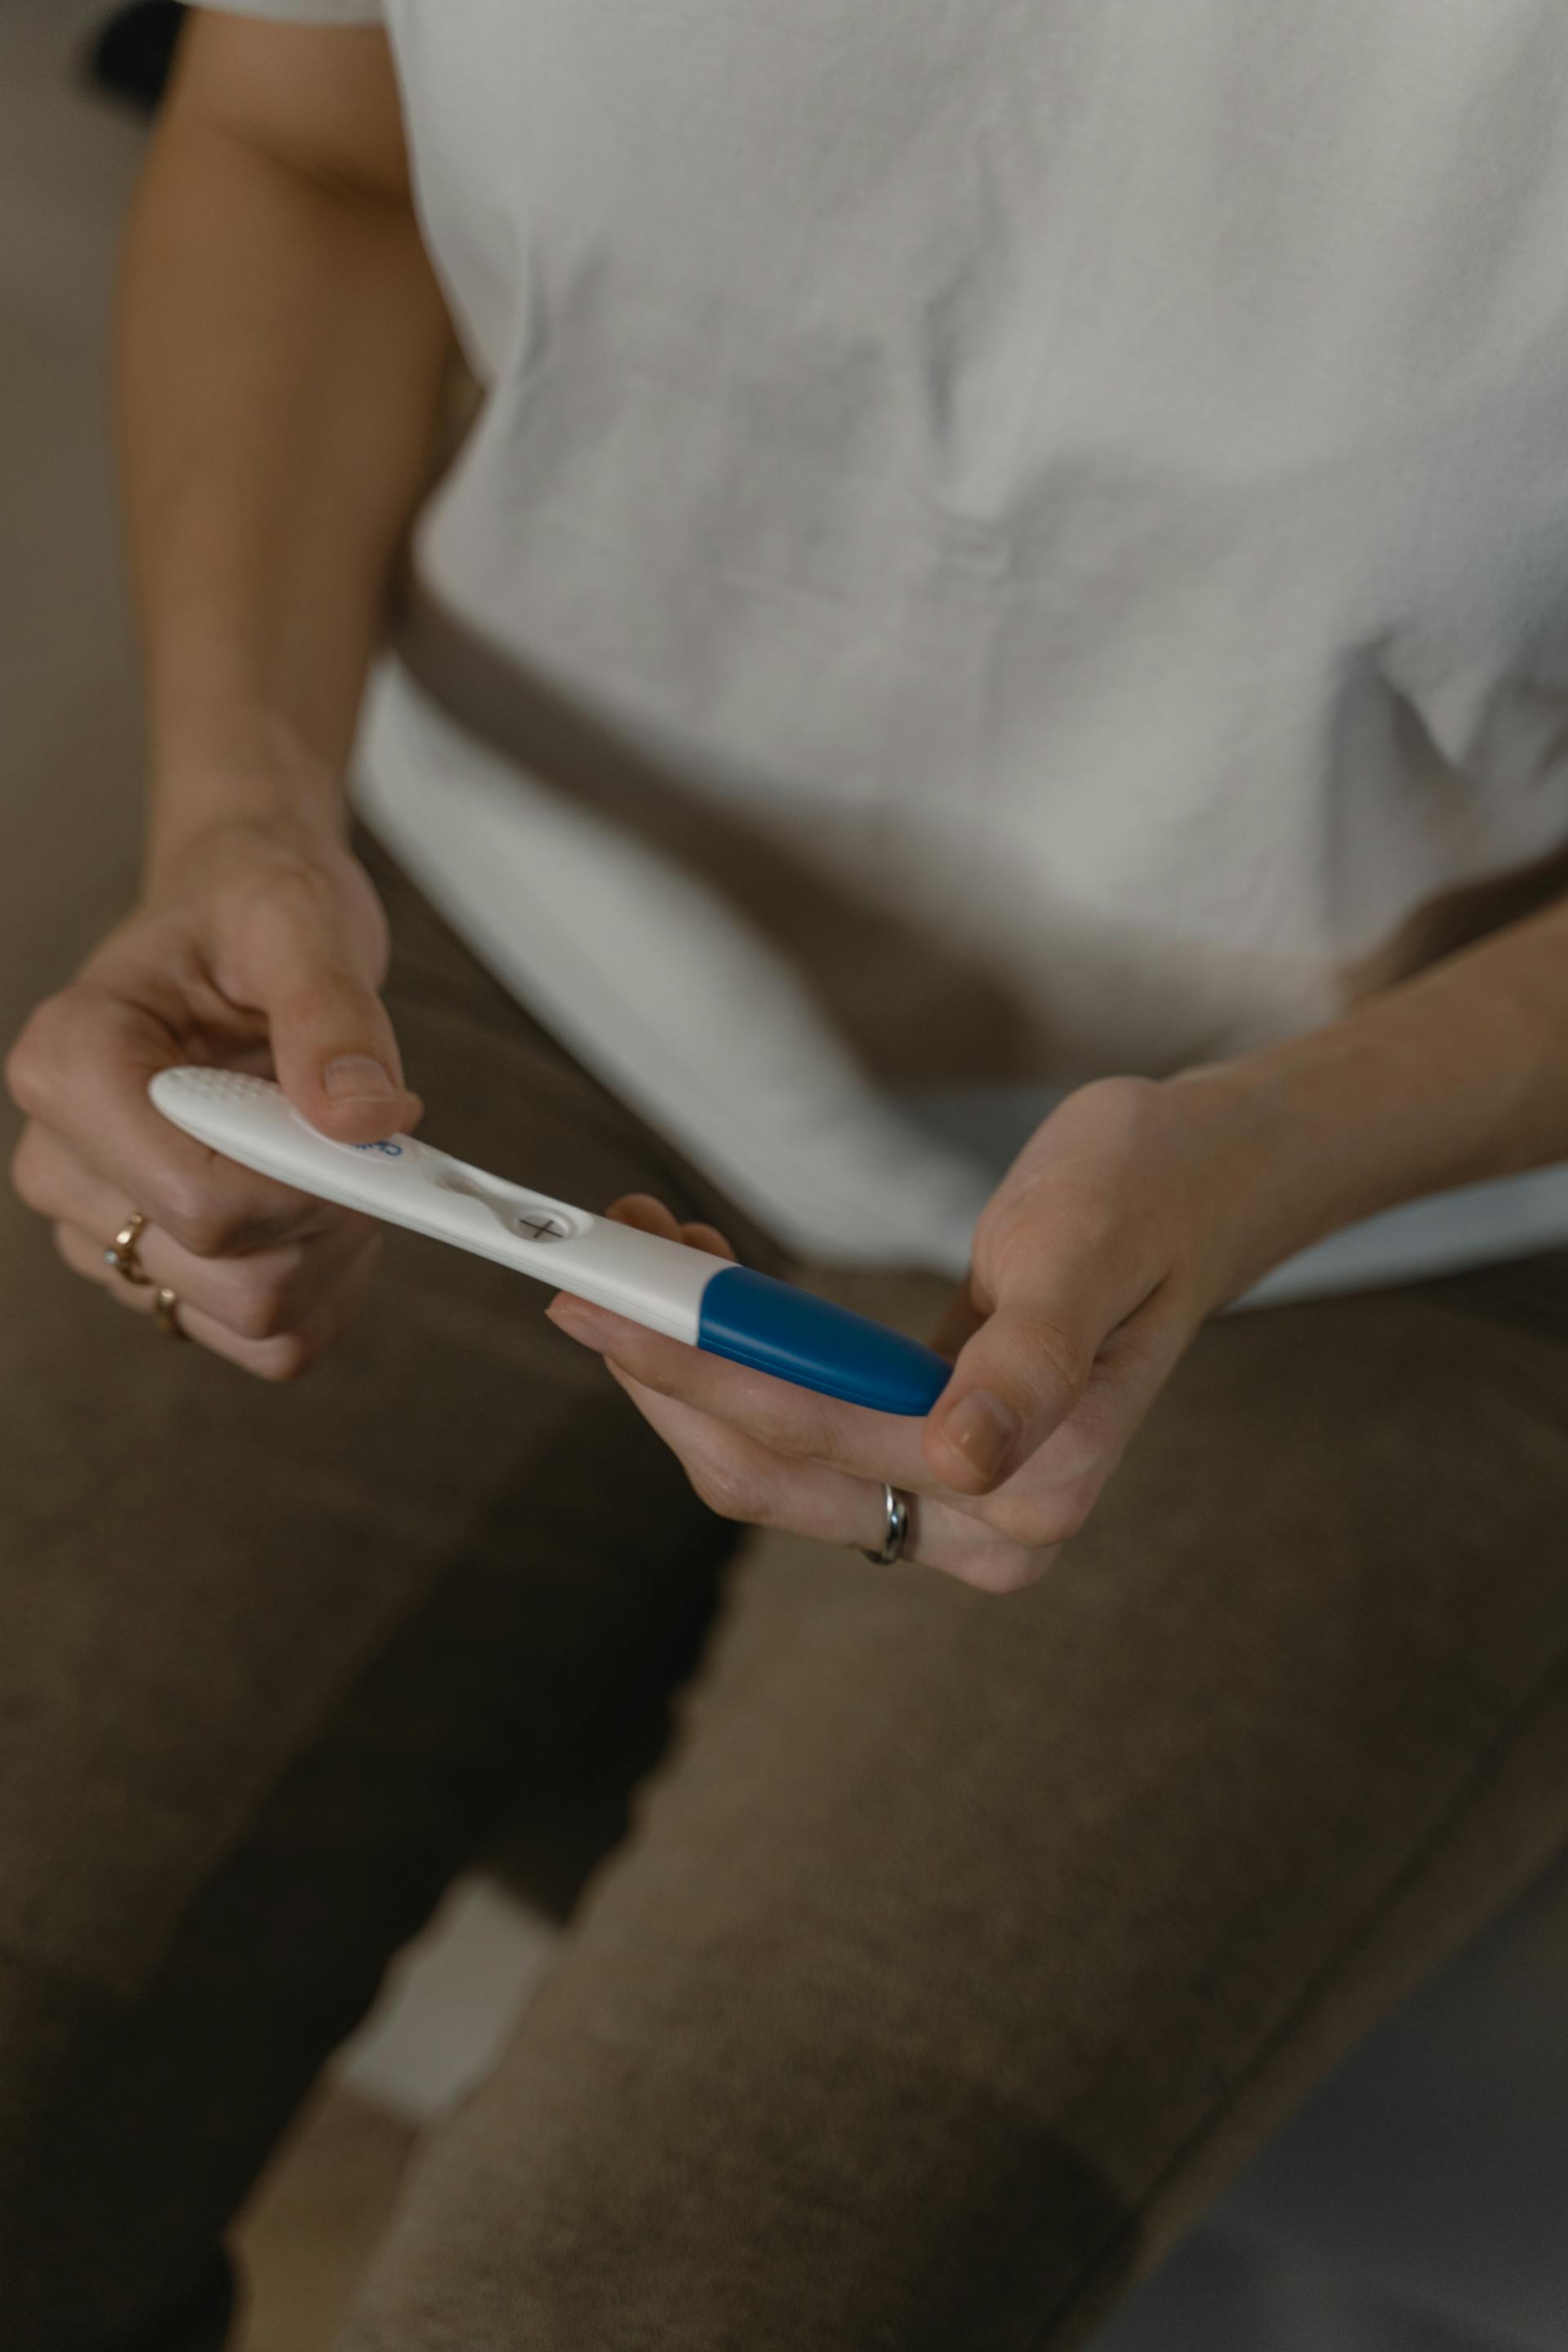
[
  {"xmin": 342, "ymin": 1252, "xmax": 1568, "ymax": 2350},
  {"xmin": 0, "ymin": 838, "xmax": 781, "ymax": 2351}
]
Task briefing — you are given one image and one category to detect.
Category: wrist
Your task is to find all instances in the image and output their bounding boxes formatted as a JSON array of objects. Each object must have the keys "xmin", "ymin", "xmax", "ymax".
[
  {"xmin": 144, "ymin": 706, "xmax": 350, "ymax": 893},
  {"xmin": 1165, "ymin": 1014, "xmax": 1484, "ymax": 1303},
  {"xmin": 1022, "ymin": 1068, "xmax": 1343, "ymax": 1317},
  {"xmin": 1147, "ymin": 1061, "xmax": 1321, "ymax": 1306}
]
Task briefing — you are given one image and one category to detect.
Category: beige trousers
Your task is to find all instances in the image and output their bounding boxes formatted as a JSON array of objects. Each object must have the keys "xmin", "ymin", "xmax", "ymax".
[{"xmin": 3, "ymin": 835, "xmax": 1568, "ymax": 2352}]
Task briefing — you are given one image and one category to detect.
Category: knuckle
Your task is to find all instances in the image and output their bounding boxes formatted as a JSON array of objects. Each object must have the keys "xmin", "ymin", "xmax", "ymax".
[
  {"xmin": 1043, "ymin": 1510, "xmax": 1088, "ymax": 1549},
  {"xmin": 9, "ymin": 1128, "xmax": 50, "ymax": 1217},
  {"xmin": 1051, "ymin": 1189, "xmax": 1127, "ymax": 1267},
  {"xmin": 951, "ymin": 1538, "xmax": 1046, "ymax": 1597},
  {"xmin": 253, "ymin": 1331, "xmax": 318, "ymax": 1384},
  {"xmin": 770, "ymin": 1401, "xmax": 844, "ymax": 1472},
  {"xmin": 269, "ymin": 1237, "xmax": 312, "ymax": 1286},
  {"xmin": 5, "ymin": 993, "xmax": 79, "ymax": 1113},
  {"xmin": 275, "ymin": 970, "xmax": 362, "ymax": 1031},
  {"xmin": 153, "ymin": 1180, "xmax": 237, "ymax": 1259},
  {"xmin": 1040, "ymin": 1419, "xmax": 1111, "ymax": 1486},
  {"xmin": 1011, "ymin": 1310, "xmax": 1094, "ymax": 1409},
  {"xmin": 50, "ymin": 1221, "xmax": 87, "ymax": 1278},
  {"xmin": 232, "ymin": 1280, "xmax": 296, "ymax": 1343},
  {"xmin": 1033, "ymin": 1076, "xmax": 1166, "ymax": 1176},
  {"xmin": 224, "ymin": 852, "xmax": 332, "ymax": 933},
  {"xmin": 2, "ymin": 1033, "xmax": 38, "ymax": 1117},
  {"xmin": 688, "ymin": 1454, "xmax": 757, "ymax": 1524},
  {"xmin": 225, "ymin": 1245, "xmax": 311, "ymax": 1340},
  {"xmin": 987, "ymin": 1483, "xmax": 1095, "ymax": 1554},
  {"xmin": 987, "ymin": 1550, "xmax": 1051, "ymax": 1596},
  {"xmin": 1075, "ymin": 1072, "xmax": 1167, "ymax": 1148}
]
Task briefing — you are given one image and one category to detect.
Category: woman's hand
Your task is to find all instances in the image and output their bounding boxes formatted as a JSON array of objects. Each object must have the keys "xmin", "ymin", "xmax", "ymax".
[
  {"xmin": 7, "ymin": 816, "xmax": 421, "ymax": 1379},
  {"xmin": 545, "ymin": 1073, "xmax": 1273, "ymax": 1592}
]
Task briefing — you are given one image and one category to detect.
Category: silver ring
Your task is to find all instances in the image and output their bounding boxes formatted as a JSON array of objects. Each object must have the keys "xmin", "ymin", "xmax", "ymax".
[{"xmin": 862, "ymin": 1483, "xmax": 911, "ymax": 1566}]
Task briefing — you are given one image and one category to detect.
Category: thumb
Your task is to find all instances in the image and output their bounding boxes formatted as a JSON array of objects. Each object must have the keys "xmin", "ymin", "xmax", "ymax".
[
  {"xmin": 229, "ymin": 880, "xmax": 420, "ymax": 1145},
  {"xmin": 923, "ymin": 1250, "xmax": 1134, "ymax": 1495}
]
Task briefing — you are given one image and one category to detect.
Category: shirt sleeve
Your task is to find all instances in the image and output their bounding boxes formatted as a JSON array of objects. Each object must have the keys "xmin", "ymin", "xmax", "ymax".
[{"xmin": 189, "ymin": 1, "xmax": 385, "ymax": 24}]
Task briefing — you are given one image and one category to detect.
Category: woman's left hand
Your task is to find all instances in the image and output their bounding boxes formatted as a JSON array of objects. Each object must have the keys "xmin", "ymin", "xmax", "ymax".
[{"xmin": 546, "ymin": 1073, "xmax": 1276, "ymax": 1593}]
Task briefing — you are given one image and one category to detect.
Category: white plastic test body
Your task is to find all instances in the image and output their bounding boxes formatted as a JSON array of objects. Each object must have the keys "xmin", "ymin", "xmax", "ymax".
[{"xmin": 148, "ymin": 1067, "xmax": 951, "ymax": 1416}]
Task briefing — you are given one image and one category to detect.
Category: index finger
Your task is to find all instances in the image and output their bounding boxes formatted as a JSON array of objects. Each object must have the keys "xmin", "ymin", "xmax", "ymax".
[
  {"xmin": 8, "ymin": 986, "xmax": 343, "ymax": 1258},
  {"xmin": 544, "ymin": 1293, "xmax": 947, "ymax": 1494}
]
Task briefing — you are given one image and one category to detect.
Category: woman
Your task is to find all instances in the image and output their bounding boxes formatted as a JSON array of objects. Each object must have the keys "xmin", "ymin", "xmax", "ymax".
[{"xmin": 6, "ymin": 4, "xmax": 1568, "ymax": 2345}]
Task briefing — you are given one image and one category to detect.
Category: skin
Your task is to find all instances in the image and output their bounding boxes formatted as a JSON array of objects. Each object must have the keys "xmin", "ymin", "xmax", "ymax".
[
  {"xmin": 9, "ymin": 17, "xmax": 1568, "ymax": 1580},
  {"xmin": 8, "ymin": 18, "xmax": 450, "ymax": 1377},
  {"xmin": 551, "ymin": 929, "xmax": 1568, "ymax": 1593}
]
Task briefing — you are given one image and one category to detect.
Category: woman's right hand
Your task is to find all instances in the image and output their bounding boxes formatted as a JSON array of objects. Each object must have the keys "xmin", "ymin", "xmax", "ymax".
[{"xmin": 6, "ymin": 819, "xmax": 421, "ymax": 1379}]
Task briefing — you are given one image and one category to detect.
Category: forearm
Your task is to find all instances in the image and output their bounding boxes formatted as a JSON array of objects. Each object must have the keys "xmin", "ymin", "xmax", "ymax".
[
  {"xmin": 1181, "ymin": 890, "xmax": 1568, "ymax": 1295},
  {"xmin": 118, "ymin": 68, "xmax": 453, "ymax": 880}
]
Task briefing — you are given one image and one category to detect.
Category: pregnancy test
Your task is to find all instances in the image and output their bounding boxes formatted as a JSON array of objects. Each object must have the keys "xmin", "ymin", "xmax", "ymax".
[{"xmin": 149, "ymin": 1067, "xmax": 951, "ymax": 1416}]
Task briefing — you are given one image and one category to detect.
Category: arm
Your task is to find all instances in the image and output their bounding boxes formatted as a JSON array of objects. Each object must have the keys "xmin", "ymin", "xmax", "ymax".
[
  {"xmin": 124, "ymin": 11, "xmax": 455, "ymax": 874},
  {"xmin": 8, "ymin": 13, "xmax": 457, "ymax": 1378},
  {"xmin": 1177, "ymin": 893, "xmax": 1568, "ymax": 1298},
  {"xmin": 546, "ymin": 892, "xmax": 1568, "ymax": 1588}
]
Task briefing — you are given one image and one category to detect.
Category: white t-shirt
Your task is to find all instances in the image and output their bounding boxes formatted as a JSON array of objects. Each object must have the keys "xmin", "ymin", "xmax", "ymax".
[{"xmin": 203, "ymin": 0, "xmax": 1568, "ymax": 1298}]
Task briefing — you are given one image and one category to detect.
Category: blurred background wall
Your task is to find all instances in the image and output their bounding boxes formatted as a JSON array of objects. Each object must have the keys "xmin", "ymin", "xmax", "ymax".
[{"xmin": 0, "ymin": 1, "xmax": 147, "ymax": 1036}]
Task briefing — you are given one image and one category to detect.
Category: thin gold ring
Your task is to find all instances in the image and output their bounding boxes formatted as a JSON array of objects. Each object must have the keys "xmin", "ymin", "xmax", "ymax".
[
  {"xmin": 105, "ymin": 1211, "xmax": 154, "ymax": 1288},
  {"xmin": 152, "ymin": 1285, "xmax": 189, "ymax": 1342}
]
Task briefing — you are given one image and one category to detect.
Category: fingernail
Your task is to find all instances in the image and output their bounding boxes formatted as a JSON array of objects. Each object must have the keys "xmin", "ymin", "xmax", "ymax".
[
  {"xmin": 546, "ymin": 1298, "xmax": 611, "ymax": 1350},
  {"xmin": 323, "ymin": 1056, "xmax": 397, "ymax": 1105},
  {"xmin": 941, "ymin": 1390, "xmax": 1019, "ymax": 1481}
]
